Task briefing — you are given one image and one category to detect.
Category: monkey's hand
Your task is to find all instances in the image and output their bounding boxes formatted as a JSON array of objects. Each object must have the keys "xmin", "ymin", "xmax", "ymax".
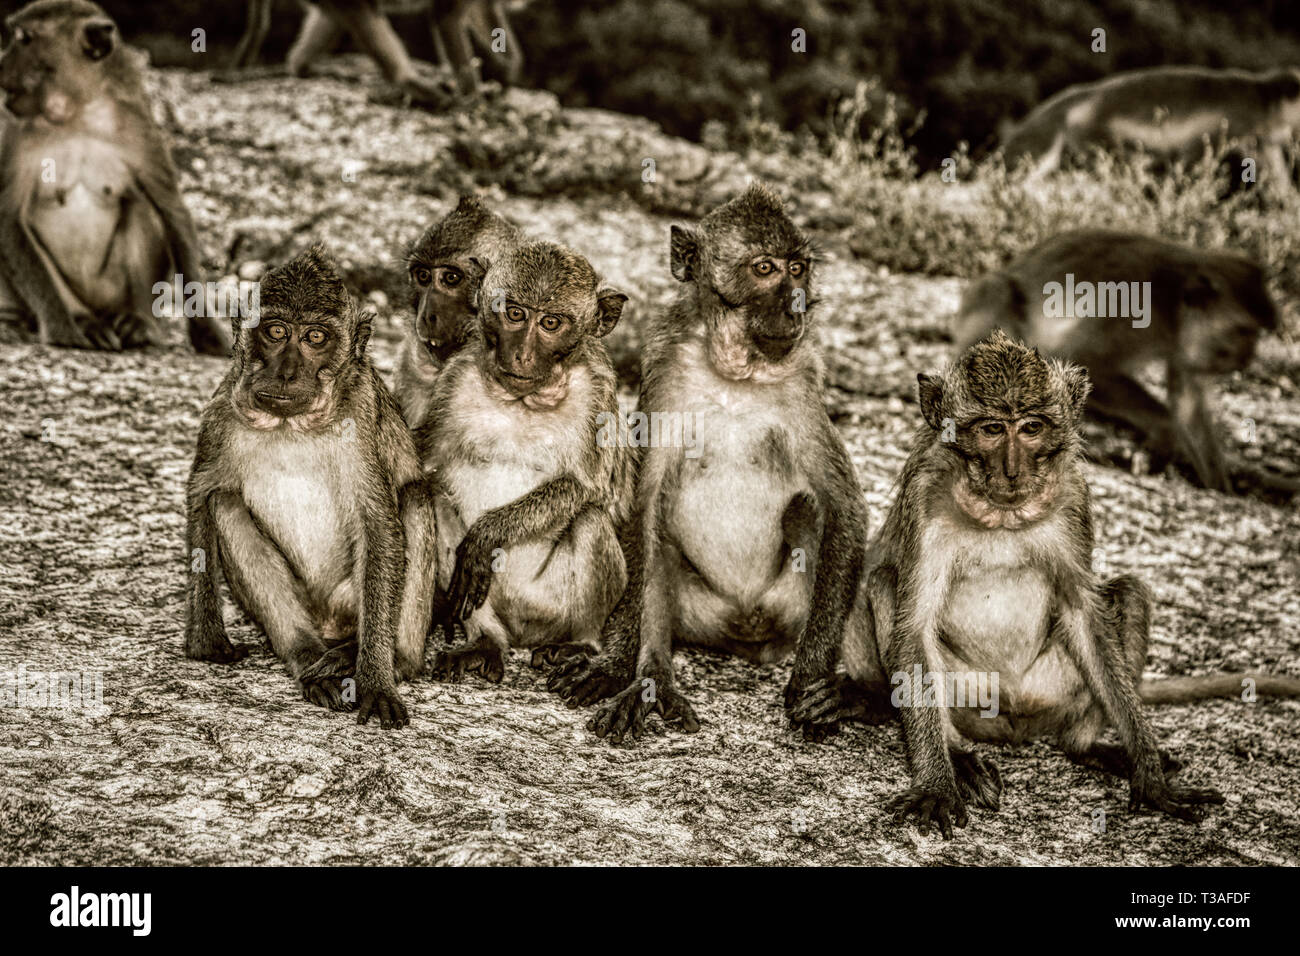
[
  {"xmin": 1128, "ymin": 769, "xmax": 1224, "ymax": 823},
  {"xmin": 547, "ymin": 653, "xmax": 629, "ymax": 707},
  {"xmin": 299, "ymin": 644, "xmax": 357, "ymax": 713},
  {"xmin": 887, "ymin": 782, "xmax": 968, "ymax": 840},
  {"xmin": 447, "ymin": 524, "xmax": 501, "ymax": 621},
  {"xmin": 356, "ymin": 678, "xmax": 410, "ymax": 730},
  {"xmin": 786, "ymin": 675, "xmax": 892, "ymax": 741},
  {"xmin": 587, "ymin": 677, "xmax": 701, "ymax": 743}
]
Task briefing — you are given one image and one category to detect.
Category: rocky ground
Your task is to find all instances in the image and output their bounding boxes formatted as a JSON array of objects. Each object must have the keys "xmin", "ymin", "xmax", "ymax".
[{"xmin": 1, "ymin": 61, "xmax": 1297, "ymax": 866}]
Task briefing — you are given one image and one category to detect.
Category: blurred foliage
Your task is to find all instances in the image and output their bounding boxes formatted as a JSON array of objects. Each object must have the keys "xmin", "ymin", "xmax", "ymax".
[{"xmin": 98, "ymin": 0, "xmax": 1300, "ymax": 169}]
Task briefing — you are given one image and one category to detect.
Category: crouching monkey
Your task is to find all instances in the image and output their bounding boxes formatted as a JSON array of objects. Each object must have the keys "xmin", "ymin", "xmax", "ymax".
[
  {"xmin": 415, "ymin": 240, "xmax": 632, "ymax": 684},
  {"xmin": 184, "ymin": 246, "xmax": 436, "ymax": 729}
]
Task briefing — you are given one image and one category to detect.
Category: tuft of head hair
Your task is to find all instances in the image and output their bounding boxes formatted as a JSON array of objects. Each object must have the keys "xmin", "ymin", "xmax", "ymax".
[
  {"xmin": 406, "ymin": 194, "xmax": 520, "ymax": 267},
  {"xmin": 703, "ymin": 182, "xmax": 809, "ymax": 263},
  {"xmin": 9, "ymin": 0, "xmax": 109, "ymax": 26},
  {"xmin": 919, "ymin": 329, "xmax": 1090, "ymax": 429},
  {"xmin": 254, "ymin": 245, "xmax": 370, "ymax": 357}
]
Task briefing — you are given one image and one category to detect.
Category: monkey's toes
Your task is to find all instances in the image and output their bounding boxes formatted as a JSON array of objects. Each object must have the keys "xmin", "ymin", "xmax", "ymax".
[
  {"xmin": 300, "ymin": 676, "xmax": 351, "ymax": 712},
  {"xmin": 587, "ymin": 684, "xmax": 649, "ymax": 743},
  {"xmin": 547, "ymin": 657, "xmax": 624, "ymax": 706},
  {"xmin": 187, "ymin": 638, "xmax": 249, "ymax": 665},
  {"xmin": 887, "ymin": 786, "xmax": 968, "ymax": 840},
  {"xmin": 357, "ymin": 687, "xmax": 410, "ymax": 730},
  {"xmin": 530, "ymin": 643, "xmax": 596, "ymax": 669},
  {"xmin": 656, "ymin": 688, "xmax": 701, "ymax": 733},
  {"xmin": 431, "ymin": 646, "xmax": 504, "ymax": 684},
  {"xmin": 951, "ymin": 751, "xmax": 1003, "ymax": 811}
]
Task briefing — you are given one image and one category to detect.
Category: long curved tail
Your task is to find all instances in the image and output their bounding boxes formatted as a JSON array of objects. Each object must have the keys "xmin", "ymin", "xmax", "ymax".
[{"xmin": 1140, "ymin": 673, "xmax": 1300, "ymax": 704}]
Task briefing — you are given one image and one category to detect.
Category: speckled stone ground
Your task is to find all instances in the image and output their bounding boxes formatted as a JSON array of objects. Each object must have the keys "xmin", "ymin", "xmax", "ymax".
[{"xmin": 1, "ymin": 63, "xmax": 1297, "ymax": 866}]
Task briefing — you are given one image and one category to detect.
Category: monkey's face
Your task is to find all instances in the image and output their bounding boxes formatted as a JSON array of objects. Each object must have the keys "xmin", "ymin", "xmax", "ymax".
[
  {"xmin": 409, "ymin": 254, "xmax": 481, "ymax": 364},
  {"xmin": 236, "ymin": 317, "xmax": 343, "ymax": 424},
  {"xmin": 0, "ymin": 6, "xmax": 118, "ymax": 123},
  {"xmin": 956, "ymin": 415, "xmax": 1063, "ymax": 508},
  {"xmin": 712, "ymin": 252, "xmax": 813, "ymax": 362},
  {"xmin": 477, "ymin": 243, "xmax": 625, "ymax": 406},
  {"xmin": 1178, "ymin": 285, "xmax": 1268, "ymax": 374}
]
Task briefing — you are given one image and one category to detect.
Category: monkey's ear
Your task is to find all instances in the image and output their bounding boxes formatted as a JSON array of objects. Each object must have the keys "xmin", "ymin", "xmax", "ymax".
[
  {"xmin": 917, "ymin": 373, "xmax": 945, "ymax": 431},
  {"xmin": 670, "ymin": 226, "xmax": 699, "ymax": 282},
  {"xmin": 1062, "ymin": 364, "xmax": 1091, "ymax": 418},
  {"xmin": 81, "ymin": 19, "xmax": 116, "ymax": 61},
  {"xmin": 594, "ymin": 289, "xmax": 628, "ymax": 337},
  {"xmin": 353, "ymin": 311, "xmax": 374, "ymax": 359}
]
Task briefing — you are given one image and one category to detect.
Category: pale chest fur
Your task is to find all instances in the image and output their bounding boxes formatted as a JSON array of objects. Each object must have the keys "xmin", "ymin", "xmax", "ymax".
[
  {"xmin": 229, "ymin": 428, "xmax": 358, "ymax": 593},
  {"xmin": 438, "ymin": 364, "xmax": 595, "ymax": 527}
]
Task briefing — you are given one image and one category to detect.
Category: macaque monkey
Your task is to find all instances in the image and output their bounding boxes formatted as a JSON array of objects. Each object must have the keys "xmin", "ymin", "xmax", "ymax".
[
  {"xmin": 549, "ymin": 184, "xmax": 871, "ymax": 742},
  {"xmin": 954, "ymin": 230, "xmax": 1286, "ymax": 494},
  {"xmin": 792, "ymin": 332, "xmax": 1300, "ymax": 838},
  {"xmin": 415, "ymin": 240, "xmax": 632, "ymax": 683},
  {"xmin": 185, "ymin": 246, "xmax": 436, "ymax": 729},
  {"xmin": 1001, "ymin": 66, "xmax": 1300, "ymax": 201},
  {"xmin": 395, "ymin": 194, "xmax": 520, "ymax": 429},
  {"xmin": 231, "ymin": 0, "xmax": 523, "ymax": 105},
  {"xmin": 0, "ymin": 0, "xmax": 231, "ymax": 354}
]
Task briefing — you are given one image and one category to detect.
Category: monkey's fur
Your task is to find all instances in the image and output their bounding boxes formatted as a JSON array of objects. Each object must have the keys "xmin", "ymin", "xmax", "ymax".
[
  {"xmin": 1001, "ymin": 66, "xmax": 1300, "ymax": 202},
  {"xmin": 549, "ymin": 183, "xmax": 870, "ymax": 742},
  {"xmin": 185, "ymin": 246, "xmax": 436, "ymax": 729},
  {"xmin": 395, "ymin": 194, "xmax": 520, "ymax": 429},
  {"xmin": 955, "ymin": 230, "xmax": 1286, "ymax": 495},
  {"xmin": 415, "ymin": 240, "xmax": 633, "ymax": 683},
  {"xmin": 793, "ymin": 332, "xmax": 1300, "ymax": 837},
  {"xmin": 0, "ymin": 0, "xmax": 231, "ymax": 354}
]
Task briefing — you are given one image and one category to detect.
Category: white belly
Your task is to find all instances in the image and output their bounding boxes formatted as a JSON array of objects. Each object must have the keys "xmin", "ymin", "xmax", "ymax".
[{"xmin": 940, "ymin": 564, "xmax": 1054, "ymax": 676}]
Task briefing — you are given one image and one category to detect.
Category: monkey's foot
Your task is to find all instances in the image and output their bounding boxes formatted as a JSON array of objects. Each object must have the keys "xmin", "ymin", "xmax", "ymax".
[
  {"xmin": 1067, "ymin": 743, "xmax": 1182, "ymax": 778},
  {"xmin": 887, "ymin": 783, "xmax": 969, "ymax": 840},
  {"xmin": 431, "ymin": 641, "xmax": 506, "ymax": 684},
  {"xmin": 299, "ymin": 675, "xmax": 352, "ymax": 712},
  {"xmin": 357, "ymin": 683, "xmax": 410, "ymax": 730},
  {"xmin": 587, "ymin": 678, "xmax": 701, "ymax": 743},
  {"xmin": 1128, "ymin": 772, "xmax": 1224, "ymax": 823},
  {"xmin": 185, "ymin": 632, "xmax": 250, "ymax": 665},
  {"xmin": 786, "ymin": 675, "xmax": 893, "ymax": 741},
  {"xmin": 951, "ymin": 750, "xmax": 1002, "ymax": 811},
  {"xmin": 530, "ymin": 642, "xmax": 596, "ymax": 669},
  {"xmin": 547, "ymin": 654, "xmax": 630, "ymax": 707},
  {"xmin": 114, "ymin": 312, "xmax": 165, "ymax": 349}
]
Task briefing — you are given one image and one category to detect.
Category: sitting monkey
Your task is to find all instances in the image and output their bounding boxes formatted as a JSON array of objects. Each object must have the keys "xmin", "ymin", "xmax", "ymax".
[
  {"xmin": 415, "ymin": 241, "xmax": 632, "ymax": 683},
  {"xmin": 954, "ymin": 230, "xmax": 1288, "ymax": 494},
  {"xmin": 1001, "ymin": 66, "xmax": 1300, "ymax": 201}
]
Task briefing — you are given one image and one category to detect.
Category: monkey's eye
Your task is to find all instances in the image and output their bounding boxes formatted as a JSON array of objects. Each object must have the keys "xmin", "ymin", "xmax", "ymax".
[
  {"xmin": 506, "ymin": 306, "xmax": 526, "ymax": 323},
  {"xmin": 789, "ymin": 260, "xmax": 806, "ymax": 277},
  {"xmin": 979, "ymin": 422, "xmax": 1006, "ymax": 437},
  {"xmin": 305, "ymin": 328, "xmax": 329, "ymax": 347},
  {"xmin": 540, "ymin": 314, "xmax": 564, "ymax": 333},
  {"xmin": 1019, "ymin": 420, "xmax": 1044, "ymax": 437},
  {"xmin": 265, "ymin": 323, "xmax": 288, "ymax": 341},
  {"xmin": 441, "ymin": 268, "xmax": 462, "ymax": 288},
  {"xmin": 412, "ymin": 267, "xmax": 432, "ymax": 287},
  {"xmin": 754, "ymin": 260, "xmax": 775, "ymax": 277}
]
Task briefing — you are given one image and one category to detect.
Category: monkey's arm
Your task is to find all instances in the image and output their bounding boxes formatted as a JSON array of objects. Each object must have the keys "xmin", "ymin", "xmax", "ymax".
[
  {"xmin": 184, "ymin": 427, "xmax": 247, "ymax": 664},
  {"xmin": 0, "ymin": 212, "xmax": 95, "ymax": 349},
  {"xmin": 1166, "ymin": 365, "xmax": 1230, "ymax": 492},
  {"xmin": 446, "ymin": 473, "xmax": 592, "ymax": 619},
  {"xmin": 1054, "ymin": 592, "xmax": 1222, "ymax": 821}
]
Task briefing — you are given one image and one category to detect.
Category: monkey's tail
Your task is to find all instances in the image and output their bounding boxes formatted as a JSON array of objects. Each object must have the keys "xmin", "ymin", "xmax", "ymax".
[{"xmin": 1139, "ymin": 673, "xmax": 1300, "ymax": 704}]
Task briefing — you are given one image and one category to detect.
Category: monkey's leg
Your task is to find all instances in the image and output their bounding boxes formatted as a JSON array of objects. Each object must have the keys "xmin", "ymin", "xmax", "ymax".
[
  {"xmin": 0, "ymin": 218, "xmax": 96, "ymax": 349},
  {"xmin": 531, "ymin": 507, "xmax": 624, "ymax": 668},
  {"xmin": 331, "ymin": 1, "xmax": 454, "ymax": 108},
  {"xmin": 434, "ymin": 0, "xmax": 484, "ymax": 97},
  {"xmin": 209, "ymin": 492, "xmax": 352, "ymax": 710},
  {"xmin": 1054, "ymin": 582, "xmax": 1223, "ymax": 822},
  {"xmin": 354, "ymin": 505, "xmax": 411, "ymax": 728},
  {"xmin": 785, "ymin": 490, "xmax": 865, "ymax": 723},
  {"xmin": 185, "ymin": 489, "xmax": 250, "ymax": 665},
  {"xmin": 230, "ymin": 0, "xmax": 275, "ymax": 69},
  {"xmin": 287, "ymin": 3, "xmax": 342, "ymax": 77},
  {"xmin": 1166, "ymin": 366, "xmax": 1231, "ymax": 492},
  {"xmin": 394, "ymin": 479, "xmax": 437, "ymax": 682},
  {"xmin": 1060, "ymin": 576, "xmax": 1182, "ymax": 778}
]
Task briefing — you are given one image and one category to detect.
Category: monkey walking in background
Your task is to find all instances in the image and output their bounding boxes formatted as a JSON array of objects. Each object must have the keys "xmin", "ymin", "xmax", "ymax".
[
  {"xmin": 0, "ymin": 1, "xmax": 231, "ymax": 354},
  {"xmin": 549, "ymin": 184, "xmax": 871, "ymax": 742},
  {"xmin": 395, "ymin": 195, "xmax": 521, "ymax": 429},
  {"xmin": 415, "ymin": 241, "xmax": 632, "ymax": 683},
  {"xmin": 185, "ymin": 247, "xmax": 436, "ymax": 729},
  {"xmin": 231, "ymin": 0, "xmax": 523, "ymax": 107},
  {"xmin": 793, "ymin": 332, "xmax": 1300, "ymax": 838},
  {"xmin": 955, "ymin": 230, "xmax": 1293, "ymax": 496},
  {"xmin": 1000, "ymin": 65, "xmax": 1300, "ymax": 201}
]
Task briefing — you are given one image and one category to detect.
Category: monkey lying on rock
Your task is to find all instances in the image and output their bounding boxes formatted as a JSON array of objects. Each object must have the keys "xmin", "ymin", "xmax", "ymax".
[
  {"xmin": 792, "ymin": 331, "xmax": 1300, "ymax": 837},
  {"xmin": 185, "ymin": 246, "xmax": 436, "ymax": 729}
]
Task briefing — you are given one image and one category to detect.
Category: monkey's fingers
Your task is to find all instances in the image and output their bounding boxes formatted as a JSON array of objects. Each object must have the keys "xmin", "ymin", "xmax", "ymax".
[
  {"xmin": 84, "ymin": 320, "xmax": 123, "ymax": 351},
  {"xmin": 887, "ymin": 787, "xmax": 967, "ymax": 840},
  {"xmin": 301, "ymin": 676, "xmax": 351, "ymax": 712},
  {"xmin": 655, "ymin": 688, "xmax": 701, "ymax": 733},
  {"xmin": 587, "ymin": 685, "xmax": 648, "ymax": 742},
  {"xmin": 357, "ymin": 688, "xmax": 409, "ymax": 730}
]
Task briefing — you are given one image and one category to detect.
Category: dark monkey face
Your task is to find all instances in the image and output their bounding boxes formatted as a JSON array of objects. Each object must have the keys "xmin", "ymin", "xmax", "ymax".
[
  {"xmin": 1173, "ymin": 266, "xmax": 1276, "ymax": 374},
  {"xmin": 231, "ymin": 246, "xmax": 366, "ymax": 429},
  {"xmin": 477, "ymin": 242, "xmax": 625, "ymax": 407},
  {"xmin": 408, "ymin": 254, "xmax": 480, "ymax": 364},
  {"xmin": 921, "ymin": 331, "xmax": 1090, "ymax": 521},
  {"xmin": 671, "ymin": 184, "xmax": 814, "ymax": 372},
  {"xmin": 0, "ymin": 1, "xmax": 119, "ymax": 122}
]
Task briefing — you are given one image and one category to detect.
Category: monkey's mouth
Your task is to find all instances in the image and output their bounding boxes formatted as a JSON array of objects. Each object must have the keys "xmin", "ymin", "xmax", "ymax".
[
  {"xmin": 495, "ymin": 368, "xmax": 541, "ymax": 395},
  {"xmin": 253, "ymin": 390, "xmax": 305, "ymax": 413},
  {"xmin": 752, "ymin": 331, "xmax": 800, "ymax": 359}
]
